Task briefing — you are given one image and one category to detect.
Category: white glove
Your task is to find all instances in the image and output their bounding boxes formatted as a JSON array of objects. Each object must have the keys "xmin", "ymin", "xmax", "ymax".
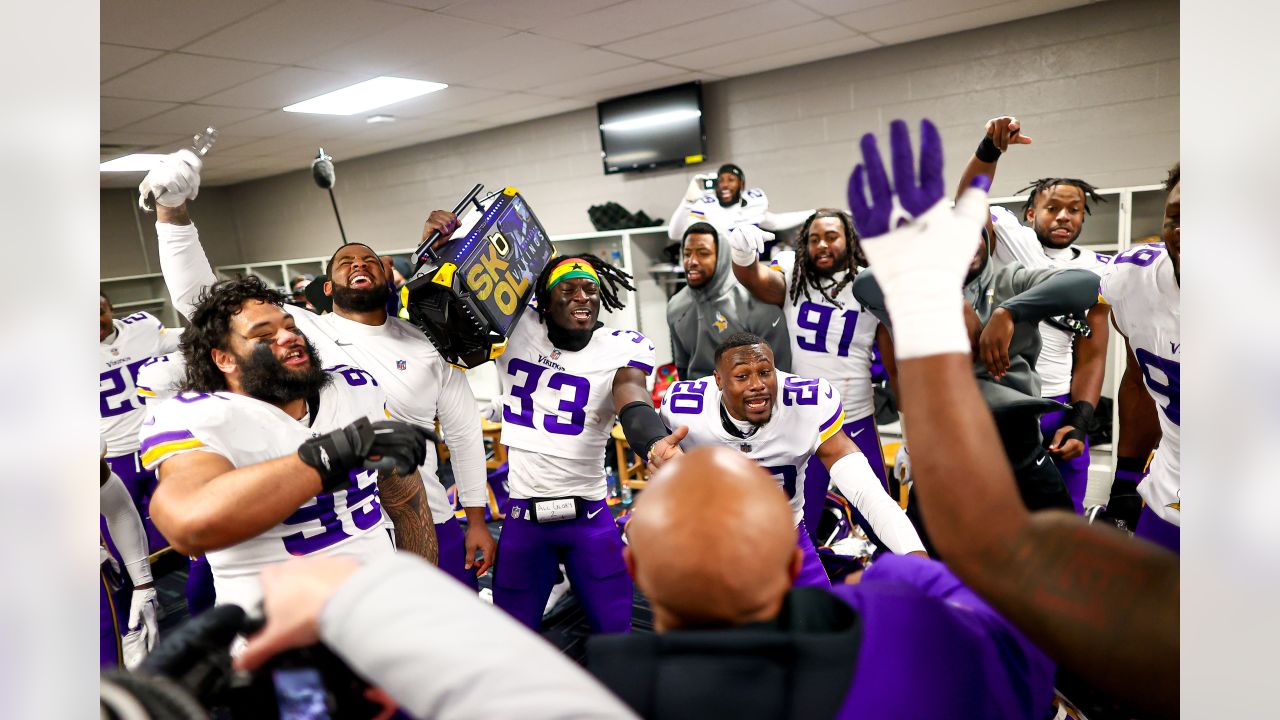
[
  {"xmin": 726, "ymin": 224, "xmax": 774, "ymax": 267},
  {"xmin": 481, "ymin": 397, "xmax": 503, "ymax": 423},
  {"xmin": 121, "ymin": 586, "xmax": 159, "ymax": 669},
  {"xmin": 138, "ymin": 149, "xmax": 203, "ymax": 211},
  {"xmin": 684, "ymin": 174, "xmax": 711, "ymax": 204},
  {"xmin": 893, "ymin": 444, "xmax": 911, "ymax": 486}
]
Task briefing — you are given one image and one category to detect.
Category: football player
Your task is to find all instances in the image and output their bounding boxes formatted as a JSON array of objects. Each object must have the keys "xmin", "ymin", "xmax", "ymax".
[
  {"xmin": 1096, "ymin": 164, "xmax": 1181, "ymax": 553},
  {"xmin": 142, "ymin": 151, "xmax": 494, "ymax": 590},
  {"xmin": 100, "ymin": 292, "xmax": 181, "ymax": 551},
  {"xmin": 142, "ymin": 276, "xmax": 433, "ymax": 610},
  {"xmin": 426, "ymin": 209, "xmax": 673, "ymax": 632},
  {"xmin": 668, "ymin": 163, "xmax": 813, "ymax": 243},
  {"xmin": 100, "ymin": 440, "xmax": 158, "ymax": 669},
  {"xmin": 957, "ymin": 115, "xmax": 1113, "ymax": 513},
  {"xmin": 658, "ymin": 333, "xmax": 925, "ymax": 587},
  {"xmin": 729, "ymin": 210, "xmax": 888, "ymax": 545}
]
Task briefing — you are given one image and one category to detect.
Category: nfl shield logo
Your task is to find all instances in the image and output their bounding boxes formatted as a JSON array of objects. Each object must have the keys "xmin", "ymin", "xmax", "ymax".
[
  {"xmin": 110, "ymin": 348, "xmax": 119, "ymax": 356},
  {"xmin": 511, "ymin": 506, "xmax": 522, "ymax": 519},
  {"xmin": 739, "ymin": 443, "xmax": 752, "ymax": 453},
  {"xmin": 396, "ymin": 359, "xmax": 407, "ymax": 370},
  {"xmin": 550, "ymin": 350, "xmax": 561, "ymax": 360}
]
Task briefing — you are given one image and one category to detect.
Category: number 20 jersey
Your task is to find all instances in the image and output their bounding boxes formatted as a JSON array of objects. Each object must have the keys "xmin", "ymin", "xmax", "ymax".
[
  {"xmin": 660, "ymin": 371, "xmax": 846, "ymax": 525},
  {"xmin": 770, "ymin": 251, "xmax": 879, "ymax": 422},
  {"xmin": 1100, "ymin": 243, "xmax": 1180, "ymax": 525},
  {"xmin": 497, "ymin": 320, "xmax": 656, "ymax": 499},
  {"xmin": 138, "ymin": 367, "xmax": 393, "ymax": 609}
]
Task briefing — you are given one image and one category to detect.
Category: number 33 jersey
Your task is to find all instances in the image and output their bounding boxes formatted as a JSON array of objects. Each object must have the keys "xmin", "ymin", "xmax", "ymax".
[
  {"xmin": 770, "ymin": 251, "xmax": 879, "ymax": 422},
  {"xmin": 1101, "ymin": 243, "xmax": 1180, "ymax": 525},
  {"xmin": 498, "ymin": 321, "xmax": 656, "ymax": 499},
  {"xmin": 660, "ymin": 371, "xmax": 845, "ymax": 525},
  {"xmin": 138, "ymin": 366, "xmax": 394, "ymax": 609}
]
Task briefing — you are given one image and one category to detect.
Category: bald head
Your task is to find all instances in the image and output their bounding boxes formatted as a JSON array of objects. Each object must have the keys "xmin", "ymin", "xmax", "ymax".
[{"xmin": 626, "ymin": 446, "xmax": 802, "ymax": 631}]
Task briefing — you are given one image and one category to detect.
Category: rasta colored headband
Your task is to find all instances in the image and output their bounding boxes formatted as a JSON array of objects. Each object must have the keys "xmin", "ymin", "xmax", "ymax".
[{"xmin": 546, "ymin": 259, "xmax": 600, "ymax": 290}]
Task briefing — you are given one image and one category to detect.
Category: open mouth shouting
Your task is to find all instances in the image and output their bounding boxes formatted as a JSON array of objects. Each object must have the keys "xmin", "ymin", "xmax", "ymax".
[
  {"xmin": 743, "ymin": 394, "xmax": 771, "ymax": 415},
  {"xmin": 282, "ymin": 346, "xmax": 310, "ymax": 368},
  {"xmin": 348, "ymin": 270, "xmax": 375, "ymax": 289}
]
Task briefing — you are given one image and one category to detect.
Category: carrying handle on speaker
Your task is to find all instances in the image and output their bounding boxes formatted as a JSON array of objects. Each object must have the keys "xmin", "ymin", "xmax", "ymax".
[{"xmin": 414, "ymin": 183, "xmax": 484, "ymax": 270}]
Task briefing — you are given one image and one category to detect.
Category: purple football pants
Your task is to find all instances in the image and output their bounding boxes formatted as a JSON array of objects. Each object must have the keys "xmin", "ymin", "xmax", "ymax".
[
  {"xmin": 436, "ymin": 516, "xmax": 480, "ymax": 591},
  {"xmin": 99, "ymin": 521, "xmax": 131, "ymax": 667},
  {"xmin": 794, "ymin": 521, "xmax": 831, "ymax": 589},
  {"xmin": 493, "ymin": 498, "xmax": 632, "ymax": 634},
  {"xmin": 1135, "ymin": 503, "xmax": 1180, "ymax": 554},
  {"xmin": 803, "ymin": 414, "xmax": 889, "ymax": 546},
  {"xmin": 105, "ymin": 452, "xmax": 168, "ymax": 553},
  {"xmin": 1038, "ymin": 393, "xmax": 1091, "ymax": 514}
]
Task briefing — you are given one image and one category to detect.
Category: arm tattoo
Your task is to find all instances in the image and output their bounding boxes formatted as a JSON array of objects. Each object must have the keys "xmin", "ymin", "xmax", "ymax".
[{"xmin": 379, "ymin": 470, "xmax": 438, "ymax": 565}]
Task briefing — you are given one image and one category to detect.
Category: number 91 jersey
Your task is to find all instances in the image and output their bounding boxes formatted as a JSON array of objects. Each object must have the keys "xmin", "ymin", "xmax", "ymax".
[
  {"xmin": 498, "ymin": 321, "xmax": 656, "ymax": 461},
  {"xmin": 660, "ymin": 371, "xmax": 845, "ymax": 525},
  {"xmin": 1101, "ymin": 243, "xmax": 1180, "ymax": 525},
  {"xmin": 137, "ymin": 365, "xmax": 394, "ymax": 609},
  {"xmin": 769, "ymin": 251, "xmax": 879, "ymax": 421}
]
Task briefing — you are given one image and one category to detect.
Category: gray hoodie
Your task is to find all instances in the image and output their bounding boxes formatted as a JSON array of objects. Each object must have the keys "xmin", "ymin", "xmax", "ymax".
[{"xmin": 667, "ymin": 233, "xmax": 791, "ymax": 381}]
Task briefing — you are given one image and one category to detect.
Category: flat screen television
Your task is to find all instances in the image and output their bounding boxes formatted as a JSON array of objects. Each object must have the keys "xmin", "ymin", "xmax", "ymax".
[{"xmin": 597, "ymin": 81, "xmax": 706, "ymax": 174}]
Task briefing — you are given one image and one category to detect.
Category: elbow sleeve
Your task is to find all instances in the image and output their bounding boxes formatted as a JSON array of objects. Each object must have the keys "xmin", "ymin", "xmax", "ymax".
[
  {"xmin": 828, "ymin": 453, "xmax": 925, "ymax": 556},
  {"xmin": 618, "ymin": 401, "xmax": 668, "ymax": 459}
]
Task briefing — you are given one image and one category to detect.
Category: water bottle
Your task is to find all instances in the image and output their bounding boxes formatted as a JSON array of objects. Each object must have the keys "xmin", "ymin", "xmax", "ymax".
[
  {"xmin": 606, "ymin": 468, "xmax": 619, "ymax": 500},
  {"xmin": 620, "ymin": 480, "xmax": 633, "ymax": 507}
]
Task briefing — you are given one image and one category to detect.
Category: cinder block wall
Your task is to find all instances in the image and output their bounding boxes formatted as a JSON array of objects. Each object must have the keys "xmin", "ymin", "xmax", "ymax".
[{"xmin": 103, "ymin": 0, "xmax": 1178, "ymax": 272}]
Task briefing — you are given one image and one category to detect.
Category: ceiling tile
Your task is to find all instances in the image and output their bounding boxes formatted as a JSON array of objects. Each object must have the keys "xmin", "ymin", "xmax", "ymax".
[
  {"xmin": 380, "ymin": 86, "xmax": 505, "ymax": 118},
  {"xmin": 706, "ymin": 32, "xmax": 879, "ymax": 76},
  {"xmin": 528, "ymin": 0, "xmax": 766, "ymax": 46},
  {"xmin": 381, "ymin": 0, "xmax": 458, "ymax": 9},
  {"xmin": 865, "ymin": 0, "xmax": 1088, "ymax": 44},
  {"xmin": 792, "ymin": 0, "xmax": 894, "ymax": 15},
  {"xmin": 531, "ymin": 62, "xmax": 690, "ymax": 98},
  {"xmin": 101, "ymin": 53, "xmax": 281, "ymax": 102},
  {"xmin": 396, "ymin": 32, "xmax": 595, "ymax": 86},
  {"xmin": 297, "ymin": 13, "xmax": 514, "ymax": 75},
  {"xmin": 118, "ymin": 104, "xmax": 270, "ymax": 134},
  {"xmin": 101, "ymin": 132, "xmax": 190, "ymax": 157},
  {"xmin": 467, "ymin": 48, "xmax": 638, "ymax": 92},
  {"xmin": 198, "ymin": 67, "xmax": 370, "ymax": 110},
  {"xmin": 101, "ymin": 0, "xmax": 278, "ymax": 50},
  {"xmin": 443, "ymin": 93, "xmax": 566, "ymax": 122},
  {"xmin": 835, "ymin": 0, "xmax": 1005, "ymax": 33},
  {"xmin": 102, "ymin": 97, "xmax": 179, "ymax": 131},
  {"xmin": 183, "ymin": 0, "xmax": 425, "ymax": 65},
  {"xmin": 438, "ymin": 0, "xmax": 630, "ymax": 31},
  {"xmin": 219, "ymin": 110, "xmax": 328, "ymax": 138},
  {"xmin": 102, "ymin": 44, "xmax": 164, "ymax": 81},
  {"xmin": 664, "ymin": 19, "xmax": 856, "ymax": 71},
  {"xmin": 603, "ymin": 1, "xmax": 821, "ymax": 60}
]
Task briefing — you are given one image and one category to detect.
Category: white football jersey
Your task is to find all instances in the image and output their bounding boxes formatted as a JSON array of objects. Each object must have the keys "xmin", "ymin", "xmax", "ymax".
[
  {"xmin": 990, "ymin": 206, "xmax": 1111, "ymax": 397},
  {"xmin": 1100, "ymin": 243, "xmax": 1180, "ymax": 525},
  {"xmin": 660, "ymin": 371, "xmax": 845, "ymax": 525},
  {"xmin": 136, "ymin": 352, "xmax": 185, "ymax": 408},
  {"xmin": 100, "ymin": 311, "xmax": 181, "ymax": 456},
  {"xmin": 139, "ymin": 368, "xmax": 394, "ymax": 609},
  {"xmin": 295, "ymin": 311, "xmax": 487, "ymax": 523},
  {"xmin": 498, "ymin": 319, "xmax": 657, "ymax": 500},
  {"xmin": 769, "ymin": 251, "xmax": 879, "ymax": 421}
]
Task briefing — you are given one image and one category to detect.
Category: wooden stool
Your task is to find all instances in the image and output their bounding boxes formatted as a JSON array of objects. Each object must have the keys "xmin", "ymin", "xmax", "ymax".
[
  {"xmin": 881, "ymin": 440, "xmax": 908, "ymax": 510},
  {"xmin": 611, "ymin": 423, "xmax": 647, "ymax": 491}
]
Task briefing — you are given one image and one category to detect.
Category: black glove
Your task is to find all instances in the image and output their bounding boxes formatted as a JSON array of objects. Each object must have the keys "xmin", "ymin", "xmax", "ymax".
[{"xmin": 298, "ymin": 418, "xmax": 435, "ymax": 491}]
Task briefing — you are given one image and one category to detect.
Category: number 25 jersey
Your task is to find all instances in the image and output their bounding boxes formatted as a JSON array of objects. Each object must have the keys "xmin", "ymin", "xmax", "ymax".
[
  {"xmin": 1101, "ymin": 243, "xmax": 1180, "ymax": 525},
  {"xmin": 138, "ymin": 366, "xmax": 393, "ymax": 609},
  {"xmin": 660, "ymin": 371, "xmax": 845, "ymax": 525},
  {"xmin": 497, "ymin": 320, "xmax": 656, "ymax": 498},
  {"xmin": 100, "ymin": 311, "xmax": 180, "ymax": 456}
]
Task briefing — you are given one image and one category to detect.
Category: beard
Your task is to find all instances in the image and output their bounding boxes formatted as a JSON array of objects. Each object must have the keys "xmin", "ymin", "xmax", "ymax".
[
  {"xmin": 236, "ymin": 337, "xmax": 331, "ymax": 405},
  {"xmin": 330, "ymin": 280, "xmax": 390, "ymax": 312}
]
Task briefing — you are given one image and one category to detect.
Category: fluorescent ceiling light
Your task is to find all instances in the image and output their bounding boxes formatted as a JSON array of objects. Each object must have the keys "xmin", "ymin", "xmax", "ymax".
[
  {"xmin": 600, "ymin": 109, "xmax": 701, "ymax": 132},
  {"xmin": 284, "ymin": 77, "xmax": 447, "ymax": 115},
  {"xmin": 100, "ymin": 154, "xmax": 166, "ymax": 172}
]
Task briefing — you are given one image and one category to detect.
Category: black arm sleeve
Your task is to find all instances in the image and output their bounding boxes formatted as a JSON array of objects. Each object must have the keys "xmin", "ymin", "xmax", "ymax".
[
  {"xmin": 999, "ymin": 268, "xmax": 1099, "ymax": 323},
  {"xmin": 851, "ymin": 271, "xmax": 892, "ymax": 328},
  {"xmin": 618, "ymin": 401, "xmax": 669, "ymax": 459}
]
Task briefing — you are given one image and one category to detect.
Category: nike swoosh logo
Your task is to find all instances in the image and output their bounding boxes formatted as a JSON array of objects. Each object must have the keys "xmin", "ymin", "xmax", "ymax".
[
  {"xmin": 587, "ymin": 508, "xmax": 604, "ymax": 519},
  {"xmin": 849, "ymin": 428, "xmax": 863, "ymax": 438},
  {"xmin": 335, "ymin": 340, "xmax": 354, "ymax": 346},
  {"xmin": 1035, "ymin": 456, "xmax": 1047, "ymax": 466}
]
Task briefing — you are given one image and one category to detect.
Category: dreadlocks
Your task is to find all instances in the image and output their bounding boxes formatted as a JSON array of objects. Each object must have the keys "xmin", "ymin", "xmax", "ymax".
[
  {"xmin": 534, "ymin": 253, "xmax": 635, "ymax": 318},
  {"xmin": 1017, "ymin": 178, "xmax": 1107, "ymax": 218},
  {"xmin": 788, "ymin": 209, "xmax": 858, "ymax": 309}
]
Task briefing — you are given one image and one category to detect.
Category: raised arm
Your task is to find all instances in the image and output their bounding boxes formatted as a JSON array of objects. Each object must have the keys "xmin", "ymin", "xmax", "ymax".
[
  {"xmin": 727, "ymin": 225, "xmax": 787, "ymax": 306},
  {"xmin": 848, "ymin": 118, "xmax": 1177, "ymax": 719},
  {"xmin": 137, "ymin": 151, "xmax": 219, "ymax": 320},
  {"xmin": 667, "ymin": 174, "xmax": 712, "ymax": 241},
  {"xmin": 954, "ymin": 116, "xmax": 1033, "ymax": 252}
]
